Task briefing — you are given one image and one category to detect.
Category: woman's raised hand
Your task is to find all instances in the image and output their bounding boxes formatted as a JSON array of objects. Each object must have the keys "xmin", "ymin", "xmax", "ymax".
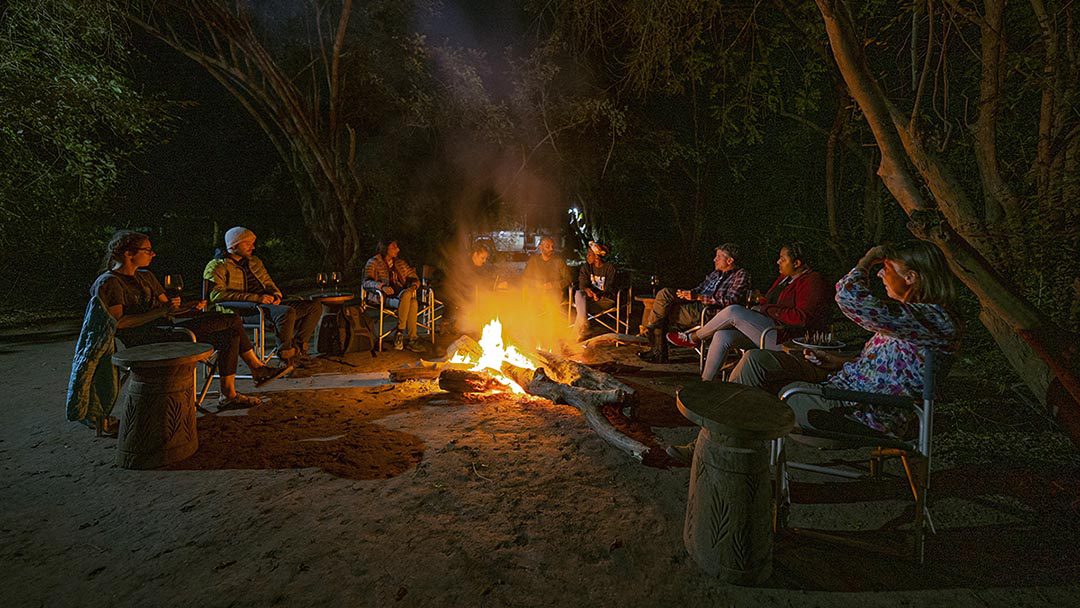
[{"xmin": 857, "ymin": 245, "xmax": 888, "ymax": 271}]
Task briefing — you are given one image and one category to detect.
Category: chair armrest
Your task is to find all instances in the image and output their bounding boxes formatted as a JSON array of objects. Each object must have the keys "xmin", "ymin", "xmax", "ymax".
[
  {"xmin": 818, "ymin": 387, "xmax": 918, "ymax": 411},
  {"xmin": 780, "ymin": 382, "xmax": 916, "ymax": 411},
  {"xmin": 360, "ymin": 286, "xmax": 385, "ymax": 308},
  {"xmin": 165, "ymin": 327, "xmax": 197, "ymax": 342},
  {"xmin": 216, "ymin": 301, "xmax": 262, "ymax": 315},
  {"xmin": 760, "ymin": 325, "xmax": 779, "ymax": 348}
]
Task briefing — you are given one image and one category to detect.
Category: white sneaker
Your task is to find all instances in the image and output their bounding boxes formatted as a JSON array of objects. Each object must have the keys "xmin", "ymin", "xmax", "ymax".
[{"xmin": 394, "ymin": 332, "xmax": 404, "ymax": 350}]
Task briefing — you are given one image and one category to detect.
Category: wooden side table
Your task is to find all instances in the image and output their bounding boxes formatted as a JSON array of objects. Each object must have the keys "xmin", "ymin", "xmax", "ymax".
[
  {"xmin": 634, "ymin": 295, "xmax": 657, "ymax": 334},
  {"xmin": 112, "ymin": 342, "xmax": 214, "ymax": 469},
  {"xmin": 675, "ymin": 381, "xmax": 795, "ymax": 585}
]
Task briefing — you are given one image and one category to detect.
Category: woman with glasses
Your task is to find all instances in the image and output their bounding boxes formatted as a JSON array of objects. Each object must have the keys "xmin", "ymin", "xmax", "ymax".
[{"xmin": 89, "ymin": 230, "xmax": 290, "ymax": 410}]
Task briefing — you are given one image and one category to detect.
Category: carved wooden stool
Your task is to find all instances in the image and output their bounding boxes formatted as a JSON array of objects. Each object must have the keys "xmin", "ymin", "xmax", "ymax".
[
  {"xmin": 112, "ymin": 342, "xmax": 214, "ymax": 469},
  {"xmin": 676, "ymin": 381, "xmax": 794, "ymax": 585}
]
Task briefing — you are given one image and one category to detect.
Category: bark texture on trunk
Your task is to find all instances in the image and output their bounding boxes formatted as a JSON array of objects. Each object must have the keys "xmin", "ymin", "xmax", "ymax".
[
  {"xmin": 129, "ymin": 1, "xmax": 364, "ymax": 268},
  {"xmin": 817, "ymin": 0, "xmax": 1080, "ymax": 447}
]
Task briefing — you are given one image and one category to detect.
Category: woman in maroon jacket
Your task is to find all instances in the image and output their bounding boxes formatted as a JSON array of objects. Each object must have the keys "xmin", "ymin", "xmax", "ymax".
[{"xmin": 667, "ymin": 242, "xmax": 833, "ymax": 381}]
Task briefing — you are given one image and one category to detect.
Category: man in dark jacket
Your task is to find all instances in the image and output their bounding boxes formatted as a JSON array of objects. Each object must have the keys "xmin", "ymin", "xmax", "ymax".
[{"xmin": 573, "ymin": 241, "xmax": 618, "ymax": 340}]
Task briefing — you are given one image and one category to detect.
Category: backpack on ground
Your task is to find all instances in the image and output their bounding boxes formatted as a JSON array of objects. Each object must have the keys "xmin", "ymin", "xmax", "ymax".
[
  {"xmin": 341, "ymin": 304, "xmax": 376, "ymax": 355},
  {"xmin": 315, "ymin": 312, "xmax": 344, "ymax": 356}
]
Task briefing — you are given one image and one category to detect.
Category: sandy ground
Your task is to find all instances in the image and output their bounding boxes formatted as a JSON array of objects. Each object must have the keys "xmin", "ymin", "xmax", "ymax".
[{"xmin": 1, "ymin": 322, "xmax": 1078, "ymax": 607}]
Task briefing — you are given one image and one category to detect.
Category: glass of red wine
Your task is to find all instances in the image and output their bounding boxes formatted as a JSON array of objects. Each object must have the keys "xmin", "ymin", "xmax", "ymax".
[
  {"xmin": 330, "ymin": 271, "xmax": 341, "ymax": 291},
  {"xmin": 315, "ymin": 272, "xmax": 327, "ymax": 291},
  {"xmin": 163, "ymin": 274, "xmax": 184, "ymax": 299}
]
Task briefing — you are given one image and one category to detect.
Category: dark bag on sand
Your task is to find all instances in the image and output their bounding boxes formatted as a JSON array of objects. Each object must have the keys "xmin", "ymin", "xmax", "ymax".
[
  {"xmin": 341, "ymin": 304, "xmax": 375, "ymax": 354},
  {"xmin": 316, "ymin": 305, "xmax": 376, "ymax": 356},
  {"xmin": 316, "ymin": 313, "xmax": 344, "ymax": 356}
]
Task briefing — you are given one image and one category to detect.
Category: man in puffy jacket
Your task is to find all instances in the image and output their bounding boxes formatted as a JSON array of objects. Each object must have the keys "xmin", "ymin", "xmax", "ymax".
[{"xmin": 203, "ymin": 226, "xmax": 322, "ymax": 365}]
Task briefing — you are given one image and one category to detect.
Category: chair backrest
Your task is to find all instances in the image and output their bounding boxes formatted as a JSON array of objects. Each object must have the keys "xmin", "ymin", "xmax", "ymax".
[{"xmin": 922, "ymin": 349, "xmax": 956, "ymax": 401}]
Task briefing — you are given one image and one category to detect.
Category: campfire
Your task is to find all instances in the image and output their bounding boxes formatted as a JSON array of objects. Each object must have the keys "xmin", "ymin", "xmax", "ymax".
[
  {"xmin": 418, "ymin": 317, "xmax": 651, "ymax": 460},
  {"xmin": 447, "ymin": 318, "xmax": 536, "ymax": 394}
]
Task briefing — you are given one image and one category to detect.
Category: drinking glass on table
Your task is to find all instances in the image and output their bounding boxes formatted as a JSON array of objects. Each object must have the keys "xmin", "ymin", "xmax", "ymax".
[
  {"xmin": 315, "ymin": 272, "xmax": 327, "ymax": 291},
  {"xmin": 330, "ymin": 271, "xmax": 341, "ymax": 290}
]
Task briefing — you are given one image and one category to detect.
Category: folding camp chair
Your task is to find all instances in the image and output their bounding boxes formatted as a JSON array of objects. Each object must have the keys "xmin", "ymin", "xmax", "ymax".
[
  {"xmin": 201, "ymin": 279, "xmax": 272, "ymax": 370},
  {"xmin": 771, "ymin": 348, "xmax": 951, "ymax": 564},
  {"xmin": 572, "ymin": 285, "xmax": 633, "ymax": 337},
  {"xmin": 361, "ymin": 285, "xmax": 437, "ymax": 350}
]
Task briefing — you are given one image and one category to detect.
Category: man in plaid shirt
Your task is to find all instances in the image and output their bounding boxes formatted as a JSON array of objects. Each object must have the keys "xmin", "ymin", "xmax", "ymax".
[{"xmin": 639, "ymin": 243, "xmax": 751, "ymax": 363}]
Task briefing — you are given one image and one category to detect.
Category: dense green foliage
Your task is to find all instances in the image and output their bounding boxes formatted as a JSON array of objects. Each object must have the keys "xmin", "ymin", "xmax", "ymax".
[
  {"xmin": 0, "ymin": 0, "xmax": 168, "ymax": 310},
  {"xmin": 3, "ymin": 0, "xmax": 1076, "ymax": 345}
]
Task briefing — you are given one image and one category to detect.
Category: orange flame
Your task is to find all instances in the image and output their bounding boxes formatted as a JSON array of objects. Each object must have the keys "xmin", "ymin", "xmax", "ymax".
[{"xmin": 449, "ymin": 318, "xmax": 537, "ymax": 393}]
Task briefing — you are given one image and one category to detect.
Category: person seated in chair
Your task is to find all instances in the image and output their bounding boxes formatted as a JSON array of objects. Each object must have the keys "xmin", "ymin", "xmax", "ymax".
[
  {"xmin": 667, "ymin": 241, "xmax": 832, "ymax": 381},
  {"xmin": 462, "ymin": 241, "xmax": 509, "ymax": 295},
  {"xmin": 203, "ymin": 227, "xmax": 322, "ymax": 366},
  {"xmin": 85, "ymin": 230, "xmax": 290, "ymax": 416},
  {"xmin": 523, "ymin": 236, "xmax": 571, "ymax": 296},
  {"xmin": 362, "ymin": 239, "xmax": 425, "ymax": 352},
  {"xmin": 573, "ymin": 241, "xmax": 618, "ymax": 341},
  {"xmin": 444, "ymin": 241, "xmax": 508, "ymax": 335},
  {"xmin": 639, "ymin": 243, "xmax": 750, "ymax": 363},
  {"xmin": 666, "ymin": 241, "xmax": 960, "ymax": 463}
]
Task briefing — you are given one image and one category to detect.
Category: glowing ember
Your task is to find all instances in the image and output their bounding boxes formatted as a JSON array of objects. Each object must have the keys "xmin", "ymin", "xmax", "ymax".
[{"xmin": 449, "ymin": 318, "xmax": 537, "ymax": 394}]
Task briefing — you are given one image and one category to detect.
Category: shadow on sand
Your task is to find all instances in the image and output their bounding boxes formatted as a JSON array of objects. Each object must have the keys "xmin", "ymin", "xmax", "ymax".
[
  {"xmin": 766, "ymin": 462, "xmax": 1080, "ymax": 590},
  {"xmin": 166, "ymin": 390, "xmax": 426, "ymax": 481}
]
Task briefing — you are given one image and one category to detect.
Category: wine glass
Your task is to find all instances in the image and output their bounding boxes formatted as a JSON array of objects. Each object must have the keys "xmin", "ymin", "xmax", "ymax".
[
  {"xmin": 163, "ymin": 274, "xmax": 184, "ymax": 299},
  {"xmin": 315, "ymin": 272, "xmax": 327, "ymax": 291},
  {"xmin": 330, "ymin": 271, "xmax": 341, "ymax": 291}
]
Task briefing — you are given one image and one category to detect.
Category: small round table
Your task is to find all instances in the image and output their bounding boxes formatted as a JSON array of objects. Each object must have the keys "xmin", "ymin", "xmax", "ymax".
[
  {"xmin": 675, "ymin": 381, "xmax": 795, "ymax": 585},
  {"xmin": 112, "ymin": 342, "xmax": 214, "ymax": 469},
  {"xmin": 309, "ymin": 292, "xmax": 355, "ymax": 307}
]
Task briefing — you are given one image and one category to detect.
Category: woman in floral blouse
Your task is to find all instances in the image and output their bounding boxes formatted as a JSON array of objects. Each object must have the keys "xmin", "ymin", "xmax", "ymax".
[{"xmin": 668, "ymin": 241, "xmax": 960, "ymax": 460}]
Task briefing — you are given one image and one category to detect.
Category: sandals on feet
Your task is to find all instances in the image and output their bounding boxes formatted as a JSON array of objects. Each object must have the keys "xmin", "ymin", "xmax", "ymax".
[
  {"xmin": 253, "ymin": 363, "xmax": 294, "ymax": 387},
  {"xmin": 218, "ymin": 392, "xmax": 263, "ymax": 410}
]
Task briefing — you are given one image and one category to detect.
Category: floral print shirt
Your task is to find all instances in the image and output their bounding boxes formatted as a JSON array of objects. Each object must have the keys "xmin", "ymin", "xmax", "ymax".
[{"xmin": 826, "ymin": 267, "xmax": 960, "ymax": 434}]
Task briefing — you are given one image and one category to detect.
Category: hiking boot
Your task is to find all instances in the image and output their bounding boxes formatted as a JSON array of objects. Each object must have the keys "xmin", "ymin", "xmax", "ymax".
[
  {"xmin": 393, "ymin": 332, "xmax": 405, "ymax": 350},
  {"xmin": 252, "ymin": 363, "xmax": 293, "ymax": 387},
  {"xmin": 665, "ymin": 443, "xmax": 695, "ymax": 465},
  {"xmin": 666, "ymin": 330, "xmax": 700, "ymax": 349},
  {"xmin": 637, "ymin": 329, "xmax": 669, "ymax": 363},
  {"xmin": 288, "ymin": 348, "xmax": 316, "ymax": 368},
  {"xmin": 406, "ymin": 339, "xmax": 426, "ymax": 353}
]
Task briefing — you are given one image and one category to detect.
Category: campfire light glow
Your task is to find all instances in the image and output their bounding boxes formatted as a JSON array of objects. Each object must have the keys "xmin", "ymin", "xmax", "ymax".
[{"xmin": 449, "ymin": 318, "xmax": 536, "ymax": 394}]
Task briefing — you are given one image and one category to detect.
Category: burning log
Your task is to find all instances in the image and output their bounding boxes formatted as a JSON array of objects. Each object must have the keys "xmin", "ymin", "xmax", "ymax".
[
  {"xmin": 501, "ymin": 362, "xmax": 650, "ymax": 460},
  {"xmin": 442, "ymin": 335, "xmax": 484, "ymax": 362},
  {"xmin": 438, "ymin": 369, "xmax": 500, "ymax": 393},
  {"xmin": 532, "ymin": 351, "xmax": 634, "ymax": 393},
  {"xmin": 390, "ymin": 361, "xmax": 470, "ymax": 382}
]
